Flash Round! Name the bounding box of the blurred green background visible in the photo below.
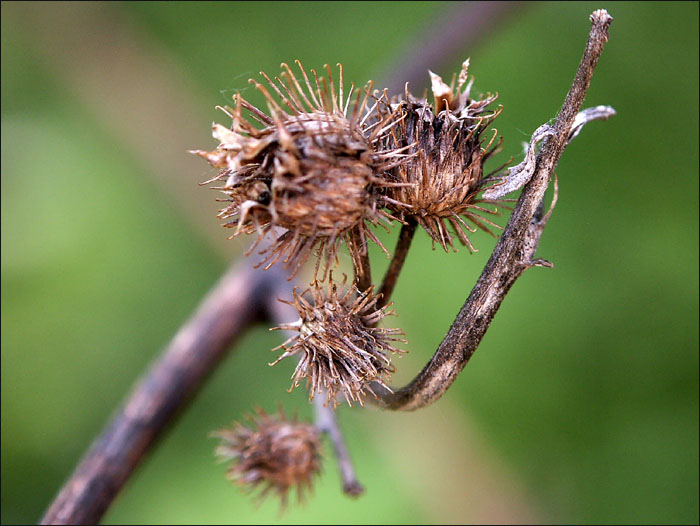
[2,1,698,524]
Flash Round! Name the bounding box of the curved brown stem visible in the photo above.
[371,9,614,411]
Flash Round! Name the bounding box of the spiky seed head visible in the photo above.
[270,276,406,407]
[381,59,506,252]
[192,61,409,280]
[212,407,322,506]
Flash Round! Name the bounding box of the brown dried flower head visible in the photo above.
[381,59,505,252]
[212,407,322,506]
[192,61,410,279]
[270,276,406,407]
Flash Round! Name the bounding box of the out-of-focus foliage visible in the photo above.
[2,2,697,524]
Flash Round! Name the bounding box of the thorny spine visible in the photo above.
[192,62,413,283]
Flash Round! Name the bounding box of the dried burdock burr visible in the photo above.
[270,276,406,408]
[192,61,411,280]
[381,59,506,252]
[212,407,322,506]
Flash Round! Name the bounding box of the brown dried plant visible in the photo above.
[380,60,507,252]
[212,408,322,507]
[270,276,406,408]
[192,61,412,281]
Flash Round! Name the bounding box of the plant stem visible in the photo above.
[38,8,610,523]
[377,218,417,309]
[352,228,373,292]
[313,398,365,497]
[376,2,527,95]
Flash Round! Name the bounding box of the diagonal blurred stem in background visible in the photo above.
[375,1,525,95]
[40,259,287,525]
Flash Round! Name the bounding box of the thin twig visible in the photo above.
[377,218,417,309]
[312,398,365,497]
[40,261,288,525]
[352,229,373,292]
[370,9,614,411]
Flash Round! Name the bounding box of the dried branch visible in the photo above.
[370,9,614,411]
[377,218,417,309]
[40,261,287,525]
[312,398,365,497]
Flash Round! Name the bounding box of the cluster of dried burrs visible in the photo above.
[193,59,614,504]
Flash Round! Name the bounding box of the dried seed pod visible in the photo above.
[192,61,409,280]
[270,276,406,407]
[381,59,506,252]
[212,407,322,506]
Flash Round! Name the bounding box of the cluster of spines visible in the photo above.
[199,60,508,504]
[270,276,406,408]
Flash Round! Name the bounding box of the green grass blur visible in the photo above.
[2,2,698,524]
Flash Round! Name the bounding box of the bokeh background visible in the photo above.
[2,2,698,524]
